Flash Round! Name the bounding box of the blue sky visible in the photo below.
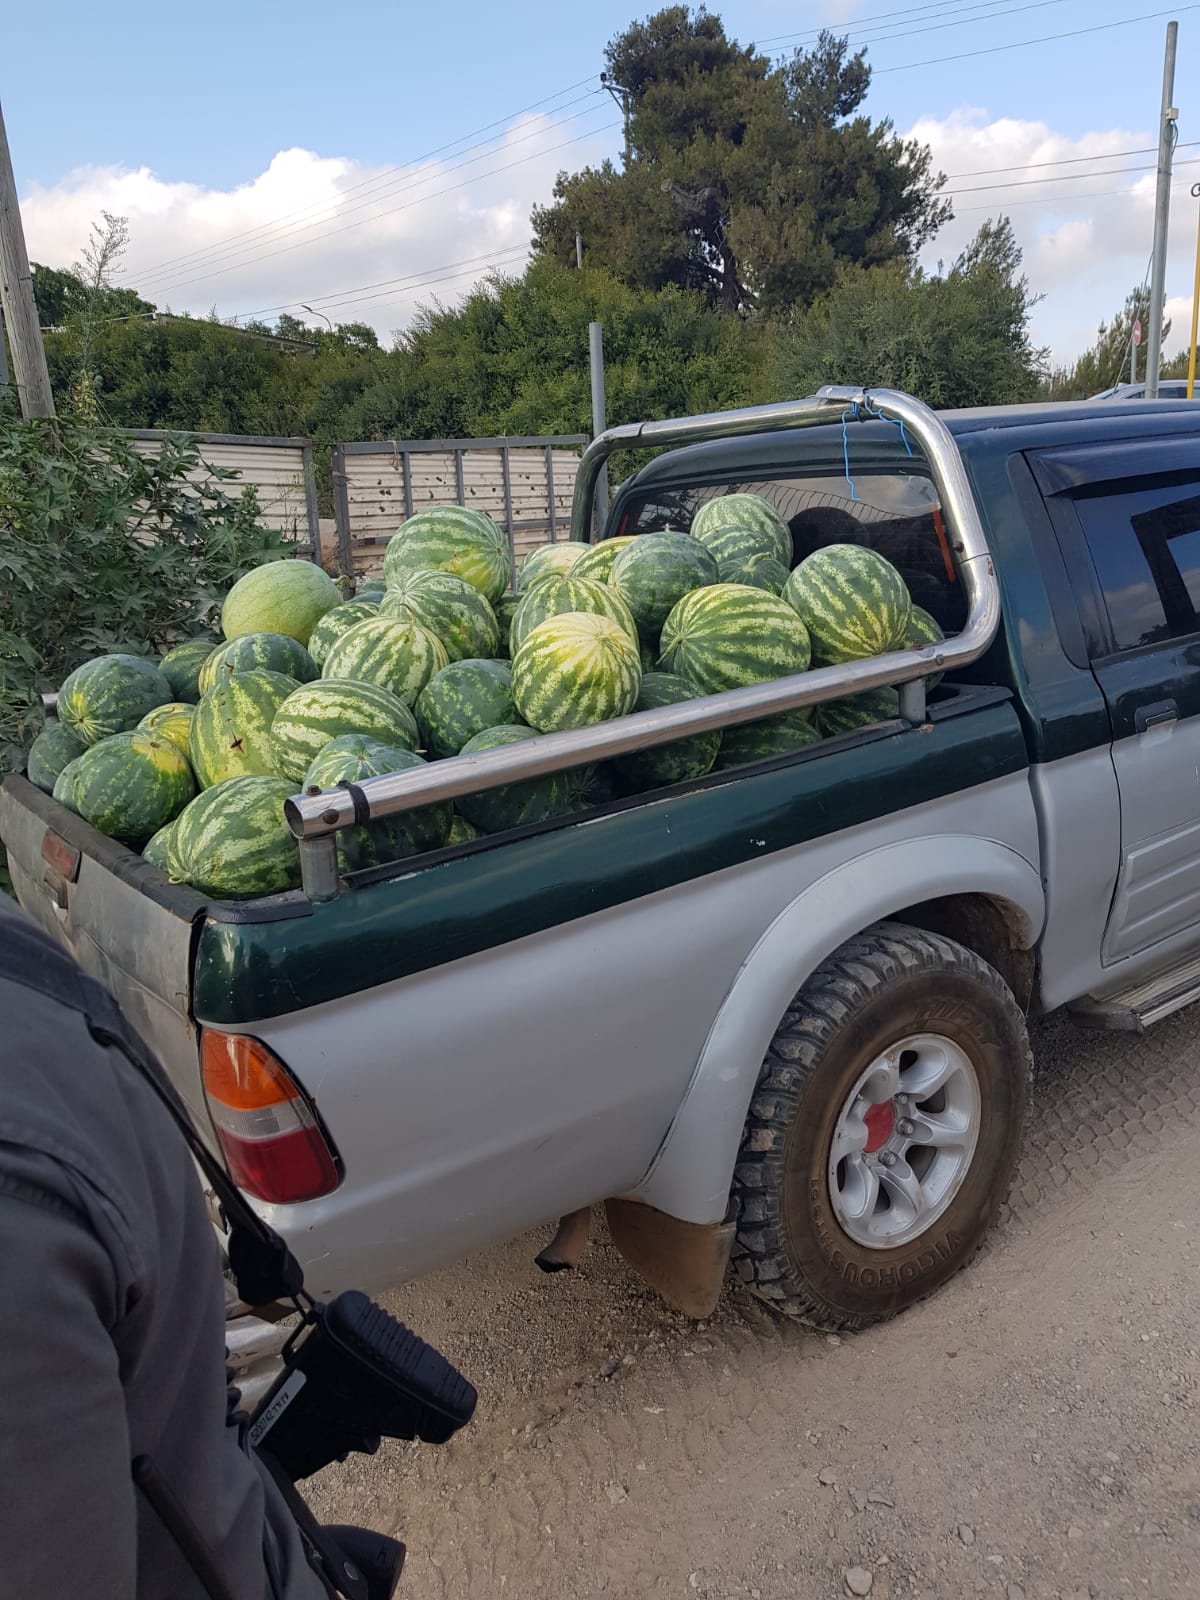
[6,0,1200,363]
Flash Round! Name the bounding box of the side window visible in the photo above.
[1071,475,1200,652]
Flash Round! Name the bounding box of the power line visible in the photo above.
[118,75,598,285]
[232,245,533,322]
[135,101,612,300]
[757,0,1031,45]
[875,4,1200,72]
[769,0,1076,60]
[952,168,1200,213]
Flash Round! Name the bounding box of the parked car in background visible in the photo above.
[1090,380,1192,400]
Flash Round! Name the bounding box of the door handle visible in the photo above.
[1135,698,1178,733]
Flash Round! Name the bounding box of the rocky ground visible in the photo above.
[307,1009,1200,1600]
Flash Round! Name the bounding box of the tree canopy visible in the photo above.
[532,6,949,315]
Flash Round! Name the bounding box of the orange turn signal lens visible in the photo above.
[201,1031,301,1111]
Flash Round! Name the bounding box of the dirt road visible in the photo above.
[308,1011,1200,1600]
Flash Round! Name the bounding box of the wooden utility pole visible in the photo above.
[0,98,55,418]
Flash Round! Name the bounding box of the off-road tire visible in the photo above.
[730,920,1031,1330]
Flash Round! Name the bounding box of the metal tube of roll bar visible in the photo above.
[287,390,1001,890]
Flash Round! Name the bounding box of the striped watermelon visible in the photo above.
[52,756,85,814]
[73,731,196,846]
[379,569,500,662]
[492,592,521,658]
[198,632,318,695]
[168,776,301,899]
[221,559,340,645]
[415,658,521,759]
[517,541,591,591]
[303,737,451,870]
[511,613,642,734]
[356,580,387,602]
[571,536,636,584]
[510,575,637,654]
[711,709,821,771]
[610,533,719,642]
[659,585,811,696]
[906,604,946,687]
[614,673,722,791]
[448,813,479,845]
[142,819,177,871]
[307,600,382,669]
[58,655,172,745]
[818,687,901,738]
[321,616,448,707]
[137,702,195,756]
[159,639,216,703]
[190,669,297,788]
[270,679,420,782]
[456,725,595,834]
[26,723,87,793]
[382,506,510,603]
[783,544,912,665]
[690,493,792,568]
[717,551,790,596]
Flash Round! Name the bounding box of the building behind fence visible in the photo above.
[332,435,586,581]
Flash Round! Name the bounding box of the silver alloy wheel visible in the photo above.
[827,1032,982,1250]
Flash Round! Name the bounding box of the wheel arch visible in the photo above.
[627,834,1044,1226]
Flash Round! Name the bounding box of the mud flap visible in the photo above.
[604,1197,736,1319]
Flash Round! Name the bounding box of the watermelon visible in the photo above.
[307,600,382,670]
[818,687,901,738]
[26,723,87,793]
[168,776,301,900]
[570,536,636,585]
[690,493,792,568]
[190,669,298,788]
[137,702,195,756]
[52,756,85,814]
[58,655,172,746]
[456,725,595,834]
[379,569,500,662]
[270,679,420,783]
[717,551,790,595]
[711,710,821,771]
[198,632,318,695]
[639,639,657,674]
[614,673,722,791]
[73,731,196,846]
[321,616,448,707]
[382,506,510,603]
[142,820,177,872]
[783,544,912,665]
[510,575,638,654]
[222,559,339,646]
[512,613,642,734]
[415,658,521,760]
[159,639,216,703]
[659,585,811,696]
[448,813,479,845]
[517,541,591,591]
[303,737,451,871]
[905,604,946,688]
[610,533,719,643]
[356,580,387,601]
[492,592,521,658]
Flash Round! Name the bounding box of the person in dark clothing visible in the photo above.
[0,891,337,1599]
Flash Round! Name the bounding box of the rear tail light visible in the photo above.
[201,1031,340,1204]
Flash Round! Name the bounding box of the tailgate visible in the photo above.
[0,773,213,1133]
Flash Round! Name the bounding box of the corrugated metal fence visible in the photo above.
[332,435,587,580]
[127,431,320,557]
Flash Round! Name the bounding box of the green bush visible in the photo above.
[0,418,286,774]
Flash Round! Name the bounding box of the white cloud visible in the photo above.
[905,107,1200,364]
[18,110,616,340]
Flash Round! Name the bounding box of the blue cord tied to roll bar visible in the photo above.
[839,394,915,503]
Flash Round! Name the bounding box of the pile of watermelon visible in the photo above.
[25,493,945,901]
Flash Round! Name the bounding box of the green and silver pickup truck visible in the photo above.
[5,387,1200,1345]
